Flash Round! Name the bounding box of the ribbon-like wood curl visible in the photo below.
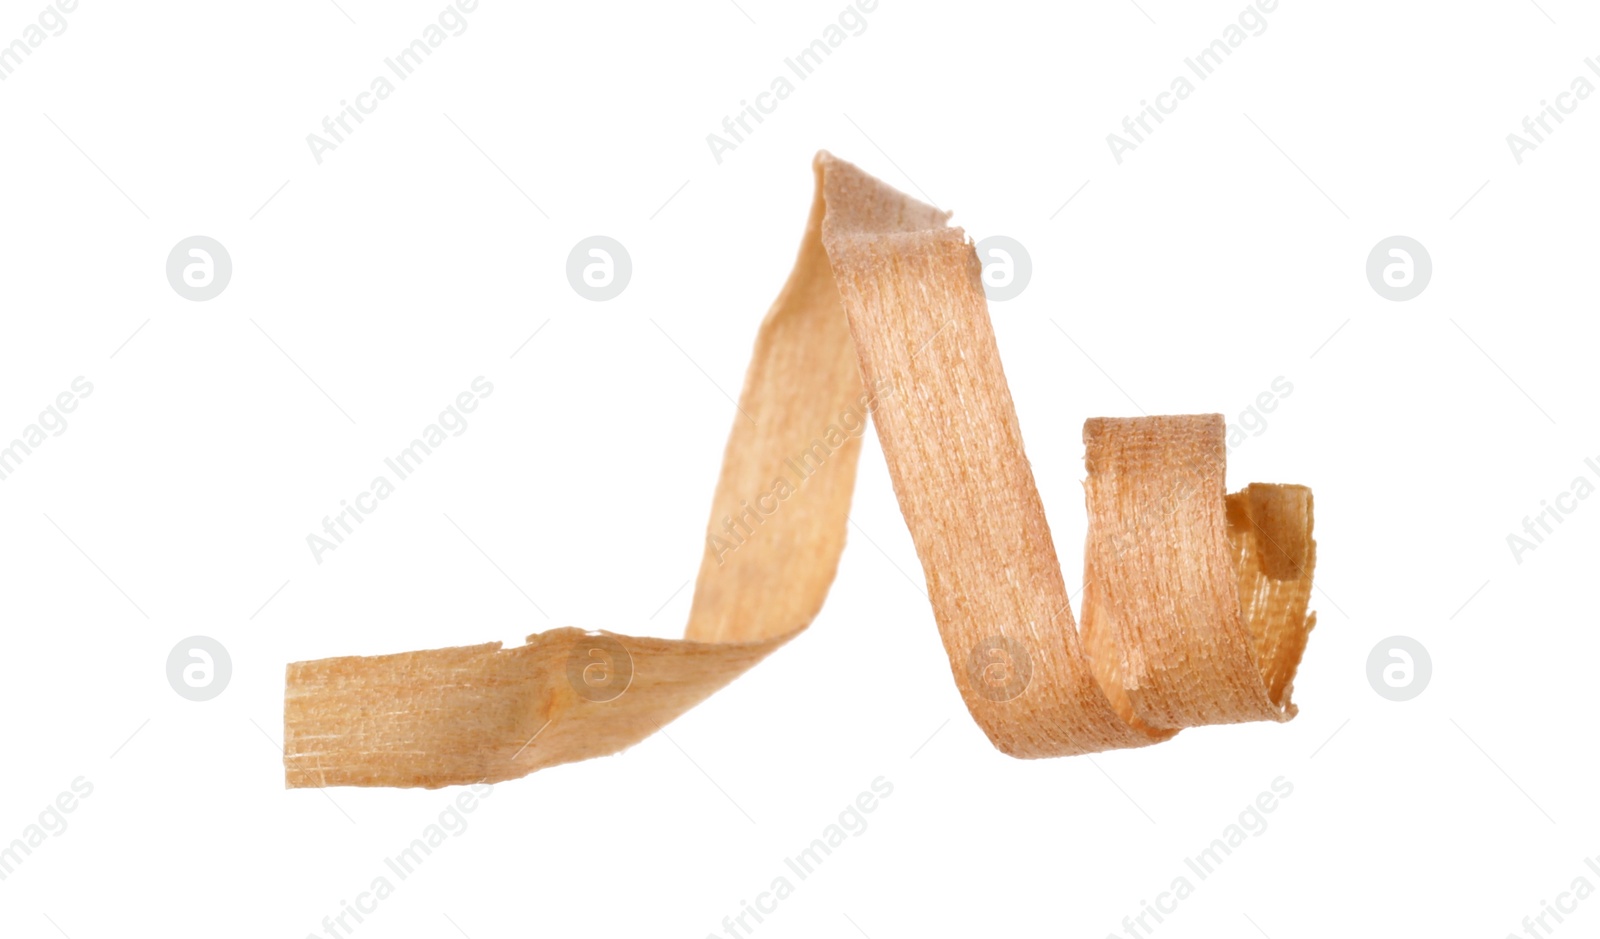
[284,154,1316,789]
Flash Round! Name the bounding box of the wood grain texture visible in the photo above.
[283,153,1317,789]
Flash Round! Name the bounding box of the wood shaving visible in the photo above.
[284,153,1316,789]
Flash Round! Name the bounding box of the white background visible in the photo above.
[2,0,1597,936]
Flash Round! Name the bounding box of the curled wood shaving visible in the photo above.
[284,153,1316,789]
